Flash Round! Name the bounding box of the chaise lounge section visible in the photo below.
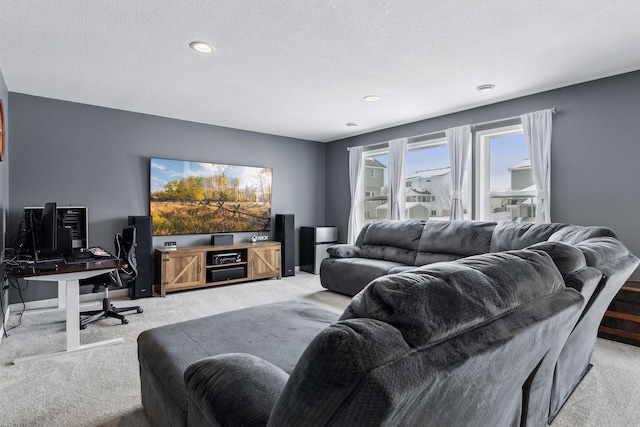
[138,246,586,426]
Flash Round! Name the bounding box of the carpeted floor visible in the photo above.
[0,272,638,426]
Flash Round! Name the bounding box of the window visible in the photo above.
[475,124,535,222]
[363,139,467,223]
[360,121,535,224]
[363,151,389,224]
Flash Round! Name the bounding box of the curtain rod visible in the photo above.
[347,107,557,151]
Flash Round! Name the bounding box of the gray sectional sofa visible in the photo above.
[138,245,587,426]
[320,219,639,420]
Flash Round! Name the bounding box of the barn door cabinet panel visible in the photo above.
[154,242,281,297]
[249,244,282,280]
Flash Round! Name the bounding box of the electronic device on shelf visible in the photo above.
[208,252,243,265]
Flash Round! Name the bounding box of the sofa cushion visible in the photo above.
[359,219,425,264]
[526,242,587,275]
[326,244,361,258]
[185,353,289,427]
[527,241,602,304]
[341,249,565,348]
[414,252,466,266]
[354,223,371,247]
[416,220,496,257]
[320,257,407,297]
[574,237,631,268]
[137,301,338,427]
[548,225,618,245]
[490,222,569,252]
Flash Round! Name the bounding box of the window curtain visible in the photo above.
[445,125,471,220]
[347,146,365,244]
[521,109,553,223]
[388,138,408,220]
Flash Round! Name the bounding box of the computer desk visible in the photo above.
[7,258,127,364]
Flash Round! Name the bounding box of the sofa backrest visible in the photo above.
[270,249,584,427]
[415,220,496,266]
[490,221,570,252]
[527,241,603,309]
[343,249,567,346]
[548,225,618,245]
[358,219,425,265]
[354,223,371,247]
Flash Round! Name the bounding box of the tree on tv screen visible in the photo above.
[150,158,272,236]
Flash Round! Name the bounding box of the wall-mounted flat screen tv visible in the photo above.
[150,158,273,236]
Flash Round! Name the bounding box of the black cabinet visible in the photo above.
[300,226,337,274]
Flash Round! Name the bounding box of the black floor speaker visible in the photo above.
[275,214,295,277]
[128,215,153,299]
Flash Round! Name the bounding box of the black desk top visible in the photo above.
[5,259,127,280]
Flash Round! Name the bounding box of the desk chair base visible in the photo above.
[80,288,143,330]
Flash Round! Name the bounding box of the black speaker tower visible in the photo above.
[128,215,153,299]
[275,214,295,277]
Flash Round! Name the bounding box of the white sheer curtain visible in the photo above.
[388,138,407,220]
[347,146,365,244]
[445,125,471,220]
[521,109,553,223]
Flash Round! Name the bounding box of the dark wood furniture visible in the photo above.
[154,242,281,297]
[599,280,640,346]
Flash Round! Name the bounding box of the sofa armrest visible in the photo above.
[184,353,289,427]
[327,244,361,258]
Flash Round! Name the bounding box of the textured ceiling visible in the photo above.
[1,1,639,142]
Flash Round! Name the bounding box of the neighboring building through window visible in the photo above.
[363,154,389,223]
[360,122,534,225]
[475,124,535,222]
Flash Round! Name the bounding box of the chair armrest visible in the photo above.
[326,244,361,258]
[184,353,289,427]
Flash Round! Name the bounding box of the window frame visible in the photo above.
[359,122,536,224]
[473,124,535,221]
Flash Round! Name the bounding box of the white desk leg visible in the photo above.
[13,277,122,364]
[58,281,67,309]
[66,279,80,351]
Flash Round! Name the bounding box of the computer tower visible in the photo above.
[275,214,295,277]
[128,215,153,299]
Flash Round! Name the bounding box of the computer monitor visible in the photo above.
[24,202,72,262]
[24,205,88,259]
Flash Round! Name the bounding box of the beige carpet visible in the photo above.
[0,272,638,426]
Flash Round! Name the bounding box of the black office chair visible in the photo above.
[80,225,143,329]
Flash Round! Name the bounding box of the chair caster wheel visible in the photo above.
[122,319,129,325]
[137,308,143,313]
[80,324,87,330]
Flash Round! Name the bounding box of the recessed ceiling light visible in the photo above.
[190,41,214,53]
[346,122,359,127]
[363,95,380,102]
[476,84,495,92]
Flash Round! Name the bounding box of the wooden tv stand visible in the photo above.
[154,242,281,297]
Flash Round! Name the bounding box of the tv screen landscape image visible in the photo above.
[150,158,273,236]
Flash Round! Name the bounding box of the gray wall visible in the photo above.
[326,70,640,278]
[8,94,326,302]
[0,67,8,316]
